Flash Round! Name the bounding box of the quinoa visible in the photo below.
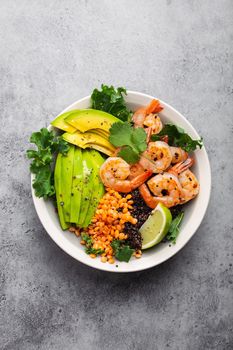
[123,190,184,249]
[123,189,151,250]
[83,188,137,263]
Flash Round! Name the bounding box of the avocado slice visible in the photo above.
[87,144,113,156]
[62,130,115,155]
[62,130,114,149]
[54,153,69,230]
[70,147,83,223]
[83,183,104,228]
[91,129,110,139]
[83,151,105,227]
[51,111,77,133]
[60,145,75,222]
[65,109,121,133]
[77,150,95,227]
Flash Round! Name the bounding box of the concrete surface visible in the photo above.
[0,0,233,349]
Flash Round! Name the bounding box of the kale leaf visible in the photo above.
[91,84,132,122]
[27,128,69,198]
[151,124,203,152]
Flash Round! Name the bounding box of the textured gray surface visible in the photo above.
[0,0,233,349]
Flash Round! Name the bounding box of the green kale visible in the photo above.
[111,240,134,262]
[27,128,69,198]
[91,84,132,122]
[166,212,184,244]
[30,165,55,198]
[109,122,147,164]
[151,124,203,152]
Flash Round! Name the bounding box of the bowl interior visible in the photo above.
[32,91,211,272]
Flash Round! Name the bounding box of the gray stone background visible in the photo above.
[0,0,232,349]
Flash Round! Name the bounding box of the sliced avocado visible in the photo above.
[60,145,75,222]
[51,111,77,133]
[83,183,104,227]
[62,130,115,154]
[87,144,113,156]
[78,150,95,227]
[91,129,109,139]
[89,149,106,169]
[54,153,69,230]
[65,109,121,133]
[83,151,105,227]
[70,147,83,223]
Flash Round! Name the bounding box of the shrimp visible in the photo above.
[152,134,188,163]
[132,99,163,140]
[132,107,147,128]
[139,173,183,208]
[128,163,145,180]
[170,147,188,164]
[99,157,152,193]
[168,158,199,203]
[143,113,163,135]
[139,141,172,173]
[146,99,164,114]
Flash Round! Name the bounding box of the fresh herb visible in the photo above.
[81,233,93,247]
[151,124,203,152]
[166,212,184,244]
[91,84,132,122]
[109,122,147,164]
[81,233,104,255]
[111,240,134,262]
[27,128,69,198]
[85,247,104,255]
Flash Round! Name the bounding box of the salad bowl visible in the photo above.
[31,91,211,272]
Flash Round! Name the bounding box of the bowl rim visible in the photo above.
[31,91,211,273]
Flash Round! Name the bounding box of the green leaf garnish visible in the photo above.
[109,122,147,164]
[27,128,70,198]
[166,212,184,244]
[81,233,104,255]
[85,247,104,255]
[91,84,132,122]
[111,240,134,262]
[151,124,203,152]
[81,233,93,247]
[118,146,140,164]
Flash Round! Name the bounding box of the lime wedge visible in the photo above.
[140,203,172,250]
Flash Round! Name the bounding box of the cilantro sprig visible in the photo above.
[81,233,93,247]
[166,212,184,244]
[109,122,147,164]
[111,240,134,262]
[91,84,132,122]
[81,233,104,255]
[151,124,203,152]
[27,128,69,198]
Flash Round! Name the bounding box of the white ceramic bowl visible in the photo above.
[32,91,211,272]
